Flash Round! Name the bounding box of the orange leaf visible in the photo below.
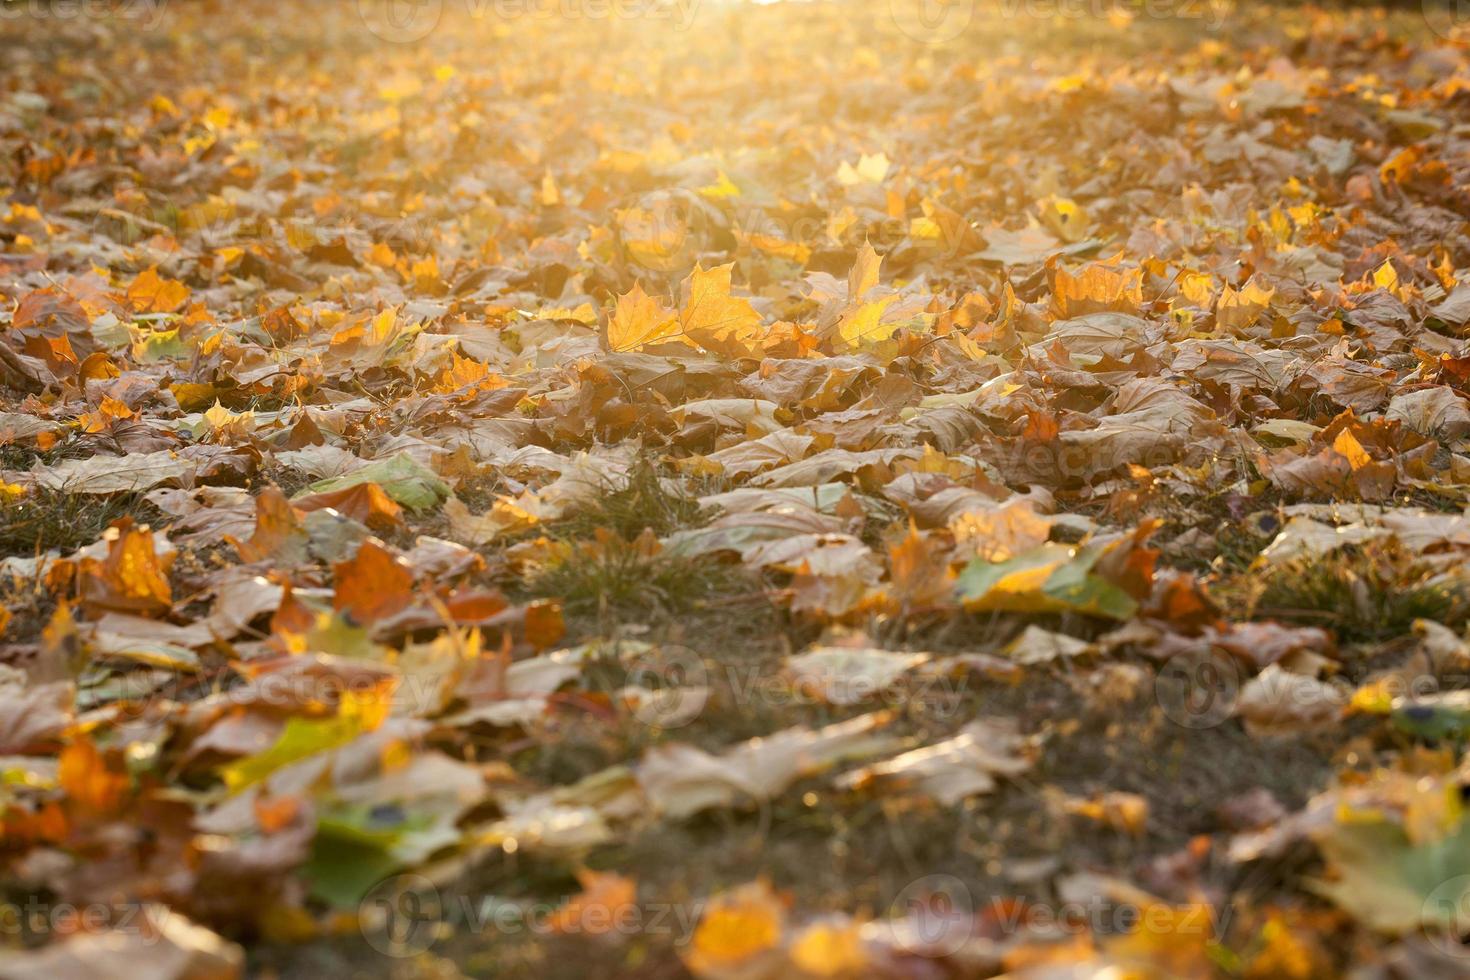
[548,870,638,935]
[523,599,565,651]
[125,266,191,313]
[887,522,954,611]
[1049,262,1142,319]
[254,794,302,833]
[294,482,405,533]
[58,736,129,814]
[78,519,172,617]
[332,540,414,624]
[684,879,787,978]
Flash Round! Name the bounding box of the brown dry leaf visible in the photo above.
[231,488,308,564]
[1005,625,1094,665]
[32,451,195,494]
[0,907,243,980]
[835,719,1033,805]
[784,646,929,705]
[0,679,72,754]
[638,713,897,819]
[1235,665,1348,736]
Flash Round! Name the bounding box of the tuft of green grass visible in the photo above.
[552,461,709,540]
[525,530,753,618]
[0,488,161,558]
[1242,542,1470,643]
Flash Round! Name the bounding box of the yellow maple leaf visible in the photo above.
[618,203,688,271]
[1050,262,1142,319]
[1372,258,1408,300]
[1216,278,1275,332]
[837,294,898,348]
[848,240,882,300]
[679,263,761,352]
[698,170,741,199]
[540,171,561,206]
[1103,903,1216,977]
[835,152,890,186]
[607,282,680,352]
[1332,428,1373,470]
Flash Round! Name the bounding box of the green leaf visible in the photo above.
[1038,545,1139,620]
[1391,691,1470,740]
[954,543,1137,620]
[218,713,362,793]
[306,825,403,908]
[1312,810,1470,934]
[301,452,449,512]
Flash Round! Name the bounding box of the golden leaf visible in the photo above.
[1049,262,1143,319]
[607,281,680,352]
[836,294,898,348]
[124,266,190,313]
[789,919,870,976]
[847,240,882,300]
[684,879,786,978]
[79,519,173,617]
[679,263,761,353]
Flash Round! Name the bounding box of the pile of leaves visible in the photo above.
[4,0,1470,976]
